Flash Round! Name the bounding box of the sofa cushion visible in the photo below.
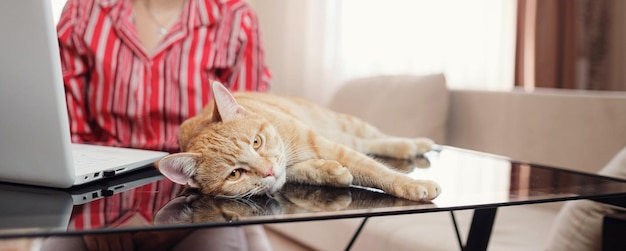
[545,145,626,251]
[327,74,448,143]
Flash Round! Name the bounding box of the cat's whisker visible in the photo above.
[216,194,239,199]
[285,143,315,154]
[238,198,268,216]
[242,186,264,199]
[215,183,269,200]
[284,144,316,164]
[236,197,265,212]
[276,155,288,170]
[224,187,258,199]
[282,136,304,153]
[282,134,297,147]
[243,191,256,198]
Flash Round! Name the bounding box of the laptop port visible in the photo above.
[102,170,115,177]
[94,172,100,178]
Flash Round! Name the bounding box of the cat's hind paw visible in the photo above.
[414,137,435,155]
[390,179,441,201]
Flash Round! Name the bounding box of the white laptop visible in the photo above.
[0,0,169,188]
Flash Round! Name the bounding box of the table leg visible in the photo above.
[463,208,497,251]
[344,217,369,251]
[450,211,464,250]
[603,212,626,251]
[591,197,626,251]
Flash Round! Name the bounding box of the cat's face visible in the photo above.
[186,112,288,197]
[157,82,288,198]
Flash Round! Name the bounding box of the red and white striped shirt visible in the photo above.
[57,0,271,152]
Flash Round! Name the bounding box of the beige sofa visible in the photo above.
[266,74,626,251]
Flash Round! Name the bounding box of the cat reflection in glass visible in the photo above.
[156,82,440,201]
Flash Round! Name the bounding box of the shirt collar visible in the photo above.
[99,0,221,27]
[98,0,120,8]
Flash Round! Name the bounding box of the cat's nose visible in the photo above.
[264,167,274,177]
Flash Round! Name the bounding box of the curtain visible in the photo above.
[515,0,577,90]
[515,0,626,91]
[250,0,517,105]
[247,0,341,105]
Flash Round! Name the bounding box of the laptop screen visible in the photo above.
[0,0,77,187]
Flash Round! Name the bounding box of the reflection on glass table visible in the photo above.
[154,147,626,225]
[1,146,626,251]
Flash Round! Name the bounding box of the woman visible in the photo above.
[52,0,273,250]
[57,0,271,153]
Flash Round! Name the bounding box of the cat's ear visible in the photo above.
[156,153,201,187]
[211,81,245,122]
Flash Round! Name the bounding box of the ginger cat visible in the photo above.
[156,82,440,201]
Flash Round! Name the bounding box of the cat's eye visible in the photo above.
[227,169,244,181]
[252,135,262,150]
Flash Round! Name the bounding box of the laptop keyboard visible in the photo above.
[69,144,167,180]
[72,151,128,170]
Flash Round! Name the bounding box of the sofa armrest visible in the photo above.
[448,88,626,174]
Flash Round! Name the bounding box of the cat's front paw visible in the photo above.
[317,159,353,187]
[390,179,441,201]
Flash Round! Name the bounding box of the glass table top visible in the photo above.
[1,146,626,238]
